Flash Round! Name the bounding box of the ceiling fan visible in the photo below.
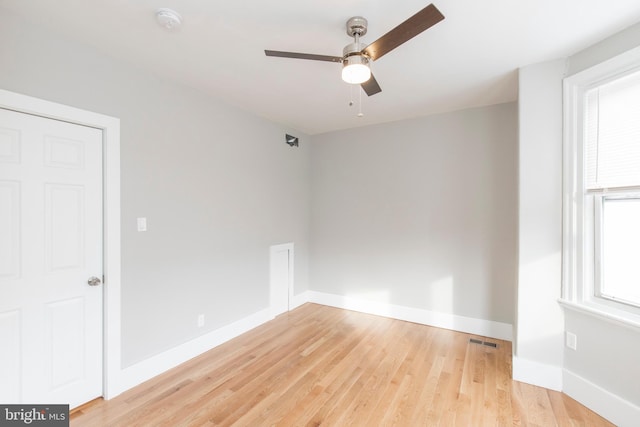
[264,3,445,96]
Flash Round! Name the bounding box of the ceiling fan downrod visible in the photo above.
[343,16,369,60]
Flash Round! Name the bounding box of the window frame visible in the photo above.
[562,46,640,327]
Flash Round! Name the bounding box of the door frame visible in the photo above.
[269,242,294,317]
[0,89,122,400]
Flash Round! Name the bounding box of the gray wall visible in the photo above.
[309,104,518,324]
[565,311,640,405]
[0,10,310,367]
[567,21,640,76]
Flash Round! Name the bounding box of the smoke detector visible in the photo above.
[156,8,182,30]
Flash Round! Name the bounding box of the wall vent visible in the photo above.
[285,134,299,147]
[469,338,498,348]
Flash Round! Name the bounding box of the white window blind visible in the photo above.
[585,69,640,191]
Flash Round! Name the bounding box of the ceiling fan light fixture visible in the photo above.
[341,55,371,84]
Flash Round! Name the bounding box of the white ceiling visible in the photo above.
[3,0,640,135]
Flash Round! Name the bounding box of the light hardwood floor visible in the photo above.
[71,303,613,426]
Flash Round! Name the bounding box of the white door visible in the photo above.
[270,243,293,317]
[0,108,103,408]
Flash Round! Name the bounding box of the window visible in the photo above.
[563,47,640,324]
[598,196,640,306]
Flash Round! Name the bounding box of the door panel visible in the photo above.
[270,243,293,317]
[0,108,103,408]
[46,184,85,271]
[0,309,21,402]
[0,127,21,163]
[48,297,85,389]
[0,181,20,278]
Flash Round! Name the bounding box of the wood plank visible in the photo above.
[70,304,615,426]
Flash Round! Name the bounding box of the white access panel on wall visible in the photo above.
[0,107,103,408]
[270,243,294,318]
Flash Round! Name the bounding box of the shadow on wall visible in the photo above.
[344,275,454,317]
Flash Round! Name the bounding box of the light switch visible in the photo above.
[137,217,147,232]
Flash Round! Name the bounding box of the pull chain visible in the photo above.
[349,84,354,107]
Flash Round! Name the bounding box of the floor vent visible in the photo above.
[469,338,498,348]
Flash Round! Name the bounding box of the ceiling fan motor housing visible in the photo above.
[346,16,368,37]
[343,41,367,59]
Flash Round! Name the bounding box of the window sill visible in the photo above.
[558,299,640,332]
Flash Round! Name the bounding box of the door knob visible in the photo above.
[87,276,102,286]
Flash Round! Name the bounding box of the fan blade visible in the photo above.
[363,4,444,61]
[361,73,382,96]
[265,50,342,63]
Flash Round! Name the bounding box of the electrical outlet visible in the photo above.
[566,331,577,350]
[137,217,147,232]
[197,314,205,328]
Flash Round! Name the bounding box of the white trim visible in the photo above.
[101,287,513,397]
[564,369,640,427]
[91,290,514,396]
[567,44,640,86]
[0,89,122,400]
[558,298,640,332]
[287,244,294,309]
[307,291,513,341]
[269,242,294,317]
[290,291,310,310]
[562,68,585,303]
[117,308,272,394]
[512,356,563,391]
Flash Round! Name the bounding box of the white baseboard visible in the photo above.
[105,291,637,427]
[512,356,563,391]
[306,291,513,341]
[563,369,640,427]
[110,290,514,399]
[113,308,272,396]
[290,291,310,310]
